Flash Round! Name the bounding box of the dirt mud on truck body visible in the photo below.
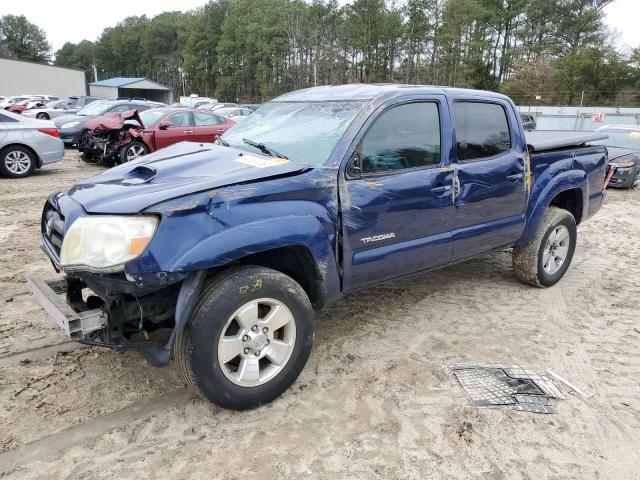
[28,84,608,410]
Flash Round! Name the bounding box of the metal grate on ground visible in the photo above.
[445,363,564,414]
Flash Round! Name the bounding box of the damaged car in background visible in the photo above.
[78,107,236,165]
[593,124,640,189]
[29,85,608,410]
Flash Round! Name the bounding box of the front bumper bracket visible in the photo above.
[27,277,107,340]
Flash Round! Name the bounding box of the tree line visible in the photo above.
[2,1,640,106]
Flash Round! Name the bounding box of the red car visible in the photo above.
[78,107,236,164]
[5,98,47,114]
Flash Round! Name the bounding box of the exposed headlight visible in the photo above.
[61,121,80,129]
[60,216,158,272]
[610,153,639,169]
[611,160,635,168]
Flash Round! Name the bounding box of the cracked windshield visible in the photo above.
[221,101,365,165]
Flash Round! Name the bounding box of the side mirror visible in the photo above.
[348,152,363,178]
[157,120,172,130]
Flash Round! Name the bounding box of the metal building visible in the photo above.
[0,58,86,97]
[88,77,173,104]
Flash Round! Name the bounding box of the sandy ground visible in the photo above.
[0,150,639,479]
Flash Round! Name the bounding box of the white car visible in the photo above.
[0,109,64,178]
[215,106,254,123]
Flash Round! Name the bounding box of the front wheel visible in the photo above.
[119,140,149,163]
[513,206,577,287]
[36,113,50,120]
[174,266,315,410]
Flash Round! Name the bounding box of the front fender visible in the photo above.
[516,169,587,246]
[170,215,341,303]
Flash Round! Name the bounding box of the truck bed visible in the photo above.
[525,130,608,152]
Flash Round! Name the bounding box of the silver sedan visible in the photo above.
[0,109,64,178]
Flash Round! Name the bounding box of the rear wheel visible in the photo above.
[513,206,577,287]
[119,140,148,163]
[0,146,36,178]
[36,113,50,120]
[174,266,315,410]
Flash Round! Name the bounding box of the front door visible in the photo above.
[448,99,528,261]
[341,99,456,291]
[154,111,195,149]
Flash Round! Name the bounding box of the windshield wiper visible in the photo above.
[242,138,288,159]
[217,137,229,146]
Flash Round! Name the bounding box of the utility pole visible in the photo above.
[92,64,98,82]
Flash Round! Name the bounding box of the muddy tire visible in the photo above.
[174,266,315,410]
[513,206,577,287]
[0,145,36,178]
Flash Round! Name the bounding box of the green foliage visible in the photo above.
[47,0,637,105]
[55,41,97,81]
[0,14,51,62]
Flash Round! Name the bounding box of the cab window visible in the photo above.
[453,102,511,161]
[358,102,441,175]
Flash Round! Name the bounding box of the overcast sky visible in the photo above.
[2,0,639,53]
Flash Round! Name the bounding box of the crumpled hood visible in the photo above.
[67,142,310,213]
[84,109,143,131]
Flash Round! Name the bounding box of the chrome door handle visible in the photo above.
[184,130,194,134]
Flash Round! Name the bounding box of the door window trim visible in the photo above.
[346,99,444,180]
[451,99,514,164]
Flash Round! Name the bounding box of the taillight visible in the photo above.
[38,128,60,138]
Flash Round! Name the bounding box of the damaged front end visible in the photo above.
[29,194,206,366]
[77,109,145,165]
[28,270,203,367]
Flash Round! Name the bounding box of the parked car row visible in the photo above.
[23,97,101,120]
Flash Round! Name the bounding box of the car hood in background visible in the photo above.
[606,147,640,163]
[54,114,90,127]
[84,109,143,131]
[67,142,310,214]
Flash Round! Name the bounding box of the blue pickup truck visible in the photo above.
[29,85,607,409]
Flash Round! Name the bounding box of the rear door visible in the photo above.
[154,111,195,149]
[341,97,456,291]
[448,98,528,261]
[193,112,227,142]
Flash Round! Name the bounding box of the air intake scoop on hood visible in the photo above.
[122,165,158,185]
[67,142,309,213]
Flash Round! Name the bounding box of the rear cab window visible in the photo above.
[453,102,512,161]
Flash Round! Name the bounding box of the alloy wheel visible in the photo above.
[542,225,570,275]
[126,144,146,161]
[217,298,296,387]
[4,150,31,175]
